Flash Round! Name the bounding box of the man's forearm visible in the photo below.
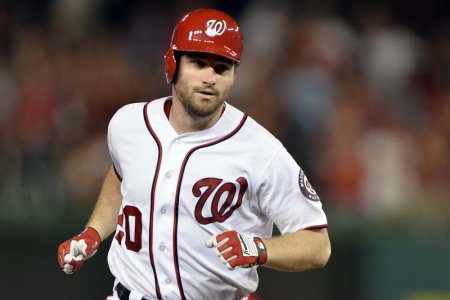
[86,166,122,241]
[263,228,331,272]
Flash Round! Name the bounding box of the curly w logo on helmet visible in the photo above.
[206,19,227,37]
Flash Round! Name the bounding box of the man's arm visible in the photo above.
[57,165,122,273]
[263,228,331,271]
[86,165,123,241]
[206,228,331,272]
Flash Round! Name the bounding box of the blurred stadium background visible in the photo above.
[0,0,448,299]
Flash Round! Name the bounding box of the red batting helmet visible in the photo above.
[164,9,243,83]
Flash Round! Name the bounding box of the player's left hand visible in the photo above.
[57,227,101,274]
[206,230,267,270]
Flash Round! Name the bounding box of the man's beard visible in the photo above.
[175,84,230,117]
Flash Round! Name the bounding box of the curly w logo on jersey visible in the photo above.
[193,177,248,224]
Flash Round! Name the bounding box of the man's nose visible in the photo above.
[202,66,217,85]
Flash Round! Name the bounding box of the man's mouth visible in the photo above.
[197,89,218,99]
[199,90,216,96]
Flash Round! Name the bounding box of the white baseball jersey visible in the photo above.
[106,97,327,300]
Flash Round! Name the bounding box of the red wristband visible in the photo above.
[254,237,268,265]
[83,227,102,243]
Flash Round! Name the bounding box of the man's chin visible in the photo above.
[186,101,222,117]
[186,107,216,118]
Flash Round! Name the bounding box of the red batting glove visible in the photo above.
[57,227,101,274]
[206,230,267,270]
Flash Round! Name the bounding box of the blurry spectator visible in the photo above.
[51,0,102,37]
[275,16,359,179]
[316,83,373,212]
[357,111,421,217]
[232,0,291,135]
[355,2,424,115]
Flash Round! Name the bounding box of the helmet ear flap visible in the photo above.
[164,48,176,84]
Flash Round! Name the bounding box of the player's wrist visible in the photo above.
[254,237,268,265]
[84,226,102,243]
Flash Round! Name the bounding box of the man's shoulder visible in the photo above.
[225,102,283,148]
[242,116,283,148]
[112,97,167,119]
[115,102,146,116]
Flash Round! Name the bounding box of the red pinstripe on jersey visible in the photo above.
[143,102,163,300]
[171,113,247,300]
[305,224,328,230]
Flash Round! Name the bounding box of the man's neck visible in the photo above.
[167,99,223,135]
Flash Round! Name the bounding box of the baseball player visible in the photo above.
[58,8,330,300]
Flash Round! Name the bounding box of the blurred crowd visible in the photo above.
[0,0,448,232]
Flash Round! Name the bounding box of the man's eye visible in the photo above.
[193,60,206,67]
[214,64,231,74]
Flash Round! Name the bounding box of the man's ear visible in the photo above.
[231,63,239,83]
[171,51,185,84]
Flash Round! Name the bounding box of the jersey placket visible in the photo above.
[152,136,189,299]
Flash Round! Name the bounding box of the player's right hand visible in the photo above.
[206,230,268,270]
[57,227,101,274]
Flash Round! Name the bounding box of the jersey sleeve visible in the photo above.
[256,147,328,235]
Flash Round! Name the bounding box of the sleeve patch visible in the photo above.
[299,169,320,201]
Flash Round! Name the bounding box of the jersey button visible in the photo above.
[165,279,171,284]
[160,208,166,214]
[165,172,171,179]
[159,245,165,251]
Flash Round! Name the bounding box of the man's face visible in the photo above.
[173,52,236,117]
